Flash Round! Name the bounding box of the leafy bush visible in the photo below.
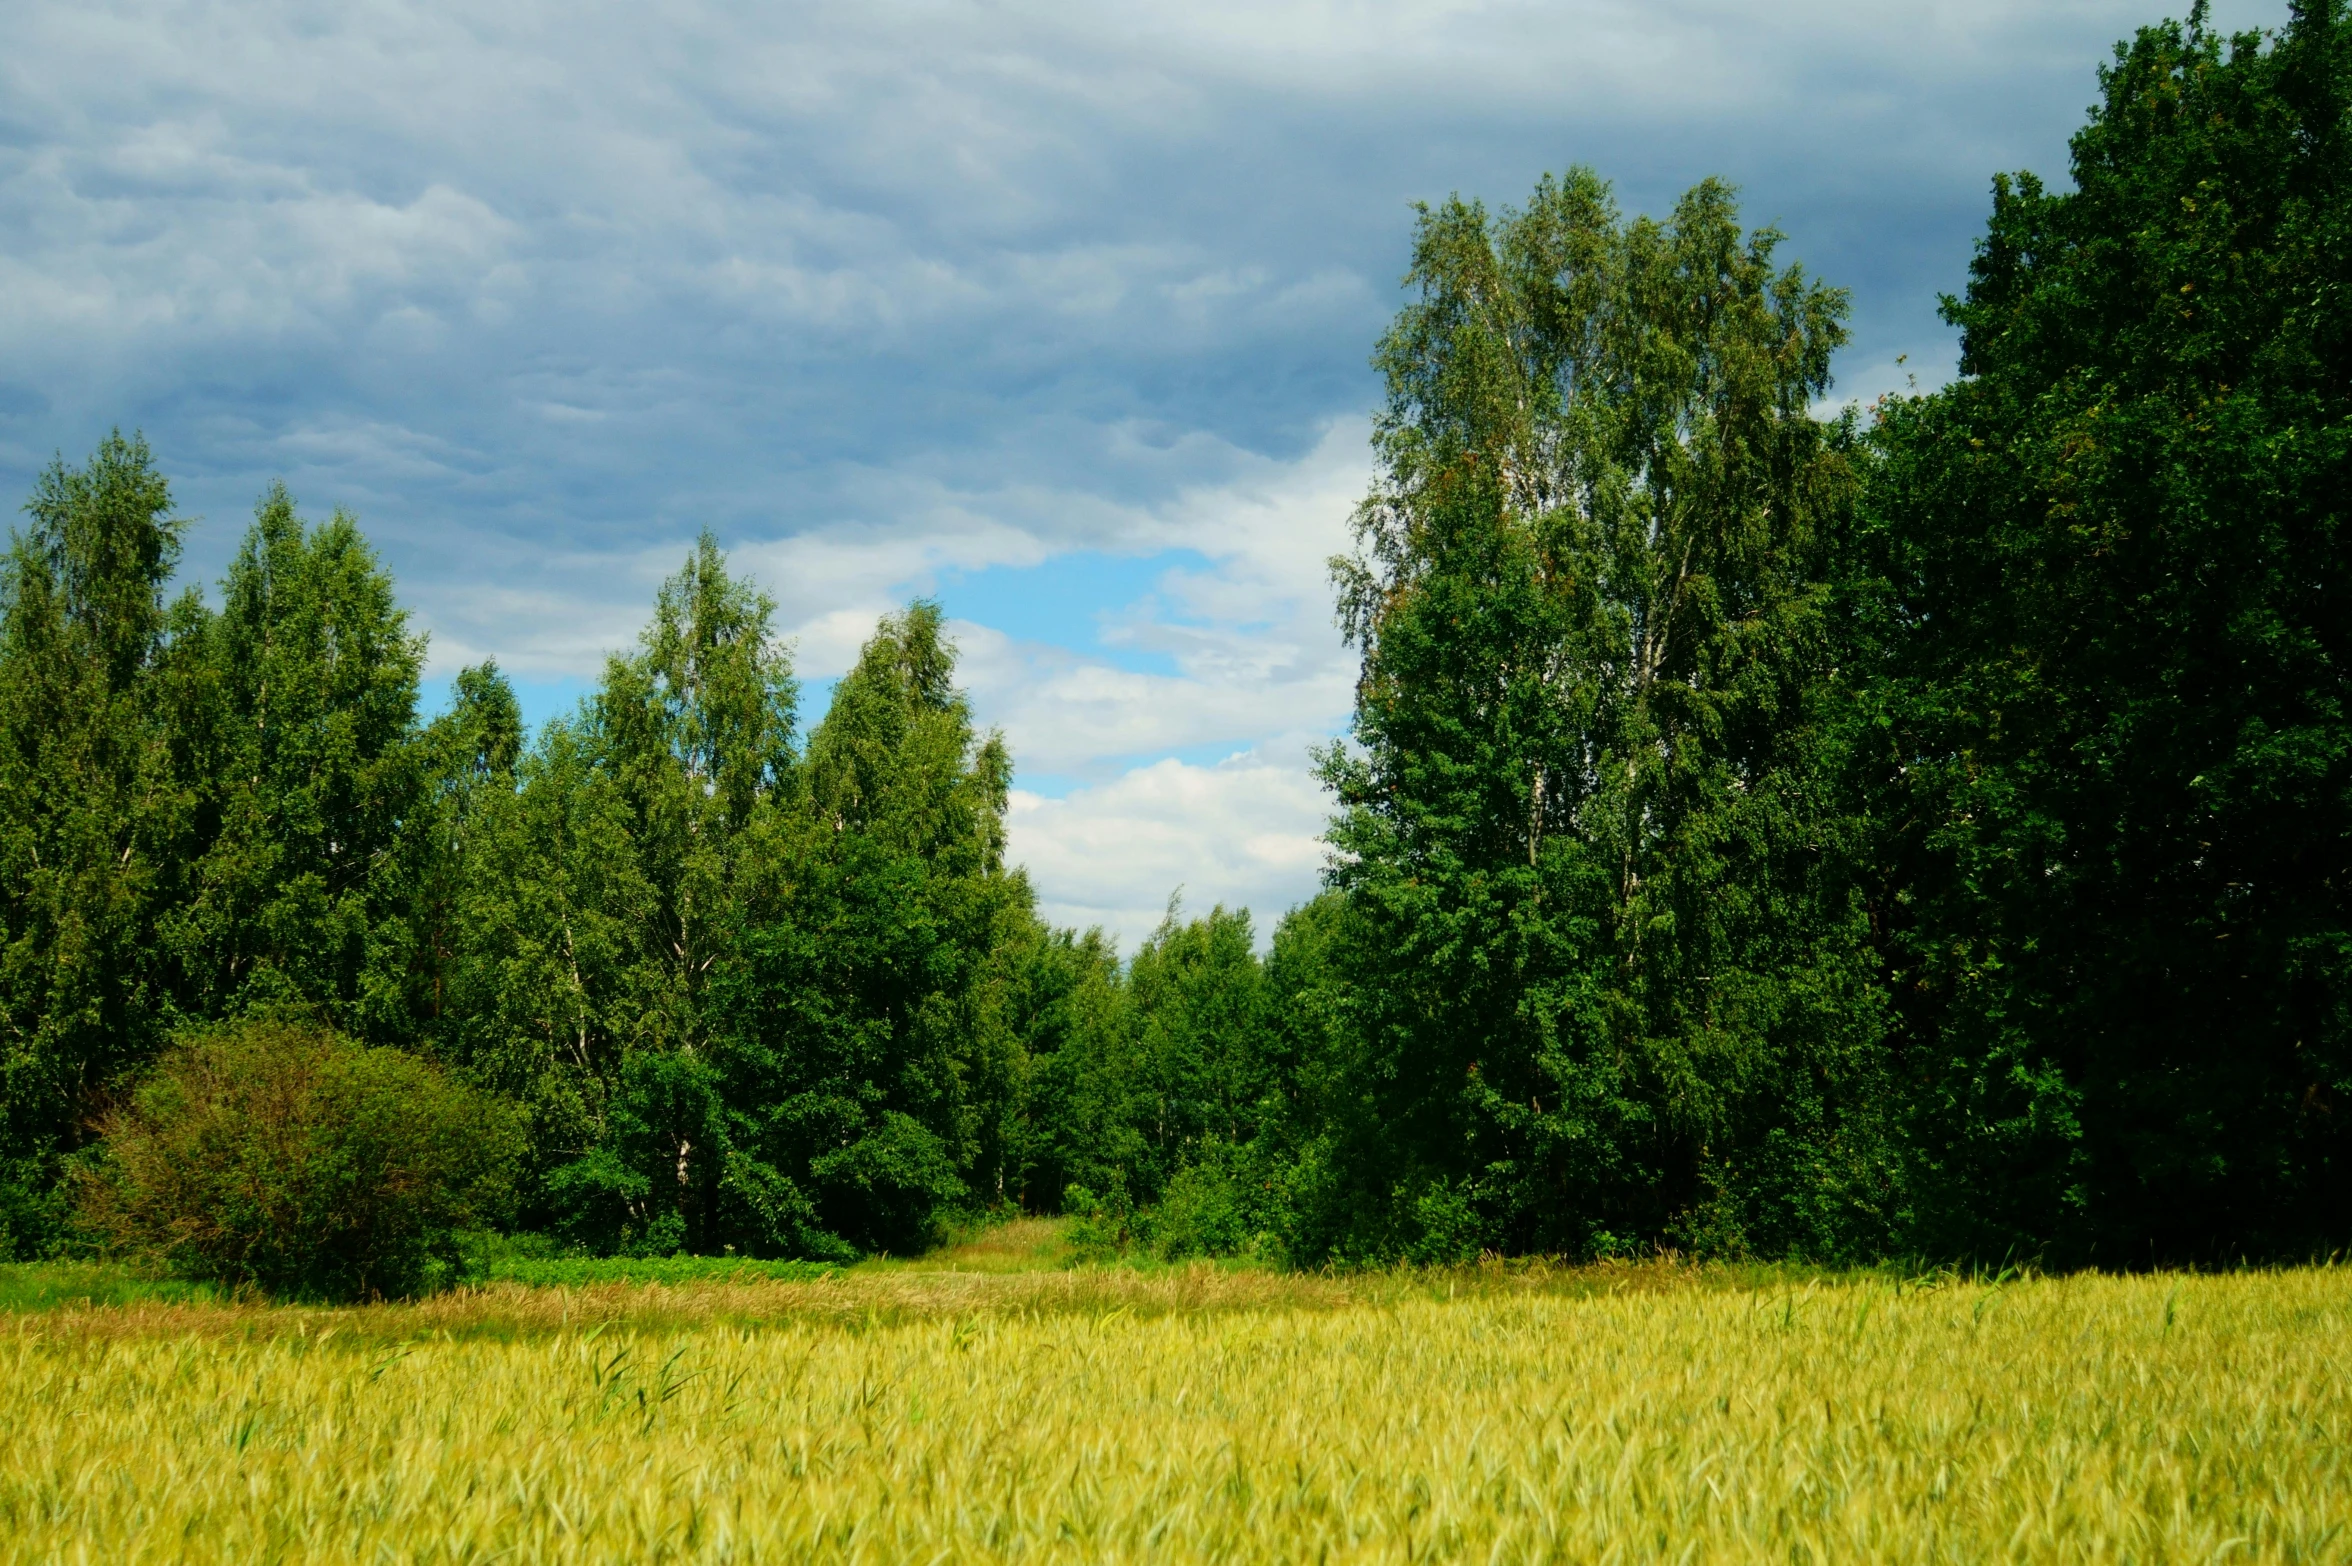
[74,1022,523,1300]
[1144,1162,1256,1261]
[0,1164,67,1262]
[1060,1181,1135,1262]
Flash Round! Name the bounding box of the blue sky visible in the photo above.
[0,0,2282,948]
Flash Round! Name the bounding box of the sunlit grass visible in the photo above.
[0,1258,227,1312]
[845,1212,1078,1274]
[484,1254,838,1289]
[1,1248,2345,1562]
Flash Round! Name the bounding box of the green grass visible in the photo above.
[0,1259,227,1311]
[480,1253,838,1288]
[850,1212,1092,1273]
[0,1249,837,1307]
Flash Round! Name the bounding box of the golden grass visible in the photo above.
[2,1262,2346,1562]
[853,1214,1079,1274]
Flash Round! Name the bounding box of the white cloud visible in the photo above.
[947,418,1366,774]
[405,414,1368,739]
[1008,746,1336,955]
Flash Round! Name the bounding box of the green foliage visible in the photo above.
[1025,903,1299,1259]
[168,488,427,1033]
[422,570,1036,1264]
[1310,169,1890,1261]
[1143,1158,1259,1261]
[74,1021,522,1300]
[1865,0,2352,1262]
[1044,904,1270,1205]
[593,531,798,1057]
[0,434,187,1235]
[3,2,2344,1275]
[1126,906,1273,1186]
[1057,1181,1136,1262]
[432,712,654,1203]
[1017,928,1140,1208]
[711,602,1030,1257]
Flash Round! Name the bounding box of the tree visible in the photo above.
[405,660,525,1043]
[450,535,797,1254]
[0,434,186,1251]
[432,712,659,1238]
[163,486,427,1035]
[1315,170,1884,1259]
[1117,904,1272,1197]
[712,602,1034,1255]
[585,531,798,1062]
[1869,0,2352,1261]
[1002,924,1130,1210]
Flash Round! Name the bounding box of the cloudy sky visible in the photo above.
[0,0,2278,948]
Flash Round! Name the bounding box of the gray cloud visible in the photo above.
[8,2,2281,538]
[0,0,2288,933]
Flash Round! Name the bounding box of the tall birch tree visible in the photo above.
[1314,172,1888,1259]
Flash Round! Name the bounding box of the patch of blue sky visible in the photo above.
[507,676,597,737]
[930,550,1219,678]
[413,673,595,738]
[795,676,841,747]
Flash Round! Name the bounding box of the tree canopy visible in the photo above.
[1867,0,2352,1262]
[1,0,2344,1273]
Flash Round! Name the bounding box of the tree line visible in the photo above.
[3,2,2345,1272]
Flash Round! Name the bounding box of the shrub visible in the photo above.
[0,1163,67,1262]
[1060,1181,1134,1262]
[74,1022,523,1300]
[1145,1162,1254,1261]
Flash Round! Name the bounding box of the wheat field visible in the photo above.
[1,1259,2346,1563]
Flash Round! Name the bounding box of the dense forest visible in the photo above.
[2,3,2344,1274]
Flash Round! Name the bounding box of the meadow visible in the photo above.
[0,1229,2346,1563]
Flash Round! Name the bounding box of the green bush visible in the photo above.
[74,1022,523,1300]
[1145,1162,1255,1261]
[0,1164,67,1262]
[1060,1181,1134,1263]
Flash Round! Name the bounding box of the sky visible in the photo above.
[0,0,2283,950]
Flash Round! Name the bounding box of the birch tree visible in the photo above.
[1314,171,1887,1259]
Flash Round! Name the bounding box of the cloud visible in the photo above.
[1008,746,1336,955]
[938,417,1366,776]
[2,0,2296,944]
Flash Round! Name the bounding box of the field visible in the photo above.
[1,1229,2347,1563]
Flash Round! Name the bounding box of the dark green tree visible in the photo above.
[1024,904,1278,1244]
[0,434,187,1251]
[593,530,800,1057]
[1002,923,1130,1209]
[1126,905,1272,1165]
[432,712,660,1239]
[1869,0,2352,1261]
[711,602,1034,1255]
[405,660,524,1039]
[450,535,796,1254]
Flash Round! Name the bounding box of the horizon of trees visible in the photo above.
[1,0,2343,1270]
